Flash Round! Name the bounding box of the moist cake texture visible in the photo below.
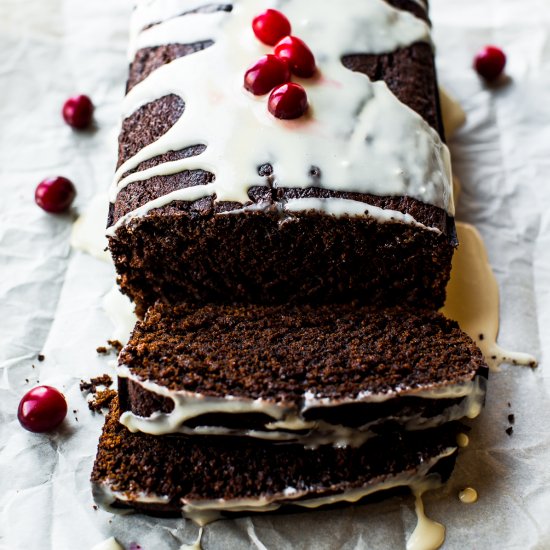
[92,398,460,517]
[117,302,488,439]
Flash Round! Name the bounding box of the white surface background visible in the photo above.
[0,0,549,548]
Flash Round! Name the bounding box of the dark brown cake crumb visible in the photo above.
[37,354,45,362]
[120,302,488,402]
[506,427,514,436]
[508,414,515,424]
[108,340,123,352]
[91,398,460,515]
[80,375,113,394]
[97,341,123,355]
[88,389,117,413]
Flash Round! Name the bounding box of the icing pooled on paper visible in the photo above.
[456,432,470,448]
[407,488,446,550]
[442,223,537,371]
[70,193,111,262]
[107,0,453,236]
[458,487,478,504]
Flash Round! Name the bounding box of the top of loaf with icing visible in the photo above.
[108,0,453,236]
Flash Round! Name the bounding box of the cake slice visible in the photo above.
[117,303,488,443]
[108,0,455,317]
[92,397,461,518]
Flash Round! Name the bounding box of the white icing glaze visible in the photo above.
[120,401,462,448]
[93,481,171,517]
[71,193,111,262]
[458,487,478,504]
[132,11,226,59]
[180,527,203,550]
[129,0,215,56]
[108,0,453,238]
[407,488,445,550]
[442,223,538,371]
[91,483,136,515]
[118,363,486,438]
[216,196,442,232]
[102,284,138,346]
[183,510,222,528]
[452,174,462,202]
[439,86,466,139]
[283,198,441,232]
[304,376,485,407]
[90,537,124,550]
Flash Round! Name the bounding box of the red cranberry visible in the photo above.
[274,36,316,78]
[474,46,506,81]
[35,176,76,213]
[268,83,308,120]
[252,9,291,46]
[18,386,68,433]
[62,95,94,129]
[244,55,291,96]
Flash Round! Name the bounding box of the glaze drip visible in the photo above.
[108,0,453,237]
[442,223,537,370]
[117,363,486,439]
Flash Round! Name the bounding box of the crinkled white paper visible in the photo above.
[1,0,549,548]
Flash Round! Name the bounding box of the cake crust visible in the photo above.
[92,398,460,517]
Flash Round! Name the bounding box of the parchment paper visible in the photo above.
[1,0,549,548]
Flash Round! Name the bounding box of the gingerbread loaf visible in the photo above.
[92,0,480,530]
[107,0,455,317]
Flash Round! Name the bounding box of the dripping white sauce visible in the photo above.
[441,223,537,371]
[180,527,204,550]
[107,0,453,237]
[407,490,445,550]
[117,363,486,438]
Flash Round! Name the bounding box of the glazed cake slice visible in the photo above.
[92,398,461,518]
[117,303,488,443]
[108,0,455,317]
